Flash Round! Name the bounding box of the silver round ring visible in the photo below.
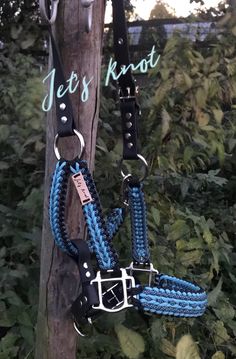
[119,154,149,182]
[54,129,85,160]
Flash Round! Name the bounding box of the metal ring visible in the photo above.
[39,0,59,25]
[119,154,149,182]
[81,0,94,33]
[73,317,93,337]
[54,129,85,160]
[73,322,86,337]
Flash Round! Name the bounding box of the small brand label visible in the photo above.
[72,172,93,206]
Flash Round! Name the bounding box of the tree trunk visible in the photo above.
[35,1,106,358]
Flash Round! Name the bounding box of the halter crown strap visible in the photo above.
[50,34,76,137]
[112,0,139,160]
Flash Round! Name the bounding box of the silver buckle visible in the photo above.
[126,262,159,286]
[91,268,135,313]
[119,86,139,101]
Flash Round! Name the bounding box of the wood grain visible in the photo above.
[35,1,106,358]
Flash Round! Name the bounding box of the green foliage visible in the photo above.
[77,6,236,359]
[0,2,236,359]
[0,19,44,358]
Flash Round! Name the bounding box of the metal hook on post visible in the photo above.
[81,0,94,33]
[39,0,60,25]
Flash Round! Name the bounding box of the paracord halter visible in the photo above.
[44,0,207,336]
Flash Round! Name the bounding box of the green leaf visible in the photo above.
[0,162,9,170]
[20,325,34,346]
[197,112,209,127]
[203,228,213,246]
[212,352,225,359]
[212,109,223,124]
[161,338,176,357]
[184,146,194,164]
[168,220,190,241]
[182,72,192,89]
[115,324,145,359]
[176,335,200,359]
[178,249,202,266]
[17,311,32,327]
[195,88,206,108]
[161,108,171,140]
[151,319,164,342]
[151,207,160,226]
[213,321,230,345]
[214,301,235,321]
[20,34,36,50]
[0,125,10,142]
[10,25,23,39]
[208,277,223,306]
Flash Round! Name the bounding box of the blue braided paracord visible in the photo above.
[129,185,150,263]
[106,208,125,240]
[49,161,79,256]
[70,161,118,270]
[136,274,207,317]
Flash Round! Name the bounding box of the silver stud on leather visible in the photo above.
[118,38,124,45]
[86,271,91,278]
[60,103,66,110]
[83,262,88,269]
[61,116,68,124]
[126,122,132,129]
[126,113,132,119]
[125,133,131,139]
[127,143,133,149]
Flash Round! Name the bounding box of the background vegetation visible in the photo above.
[0,0,235,358]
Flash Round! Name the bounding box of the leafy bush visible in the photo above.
[0,31,44,357]
[77,7,236,359]
[0,2,236,359]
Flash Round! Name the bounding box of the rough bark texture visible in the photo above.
[35,1,105,358]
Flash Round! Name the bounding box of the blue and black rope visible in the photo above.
[49,159,124,269]
[128,183,150,263]
[137,274,207,317]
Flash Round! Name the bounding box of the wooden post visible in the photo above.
[35,1,106,358]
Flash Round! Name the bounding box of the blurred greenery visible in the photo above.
[0,0,236,359]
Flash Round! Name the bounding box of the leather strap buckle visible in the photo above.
[119,86,139,101]
[126,262,159,286]
[91,269,135,313]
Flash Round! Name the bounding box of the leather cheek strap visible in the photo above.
[121,100,139,160]
[50,32,75,137]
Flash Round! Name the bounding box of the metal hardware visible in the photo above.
[119,86,139,101]
[121,174,132,206]
[86,271,91,278]
[54,129,85,160]
[81,0,94,33]
[119,154,149,182]
[126,262,159,286]
[61,116,68,124]
[60,103,66,110]
[73,317,92,337]
[91,269,135,313]
[125,133,131,139]
[39,0,59,25]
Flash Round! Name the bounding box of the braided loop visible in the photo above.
[70,161,119,270]
[136,274,207,317]
[49,160,121,269]
[106,208,125,240]
[49,161,79,257]
[128,184,150,263]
